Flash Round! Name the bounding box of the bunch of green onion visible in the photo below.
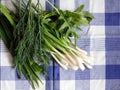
[0,0,94,89]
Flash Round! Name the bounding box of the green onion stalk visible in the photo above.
[0,0,94,89]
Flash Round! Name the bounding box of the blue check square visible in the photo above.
[90,65,105,79]
[106,65,120,79]
[75,69,90,80]
[106,51,120,65]
[15,80,30,90]
[105,26,120,36]
[106,79,120,90]
[91,13,105,25]
[105,13,120,26]
[75,80,90,90]
[106,37,120,51]
[46,81,53,90]
[1,66,15,80]
[105,0,120,13]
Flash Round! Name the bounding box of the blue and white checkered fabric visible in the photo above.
[0,0,120,90]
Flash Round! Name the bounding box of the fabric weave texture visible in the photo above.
[0,0,120,90]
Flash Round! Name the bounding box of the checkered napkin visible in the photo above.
[0,0,120,90]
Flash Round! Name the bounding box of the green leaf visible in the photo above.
[0,16,13,40]
[0,26,9,46]
[80,17,89,25]
[0,1,94,89]
[58,22,68,31]
[83,11,94,22]
[0,3,16,27]
[75,5,84,12]
[83,11,94,18]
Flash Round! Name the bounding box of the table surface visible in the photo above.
[0,0,120,90]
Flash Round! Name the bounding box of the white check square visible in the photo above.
[60,80,75,90]
[90,0,105,13]
[60,0,75,11]
[90,51,105,65]
[1,81,15,90]
[1,52,13,66]
[90,80,105,90]
[89,26,105,37]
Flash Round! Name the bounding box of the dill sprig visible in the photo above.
[0,0,94,89]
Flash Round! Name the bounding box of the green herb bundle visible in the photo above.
[0,0,94,89]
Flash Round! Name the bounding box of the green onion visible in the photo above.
[0,0,94,89]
